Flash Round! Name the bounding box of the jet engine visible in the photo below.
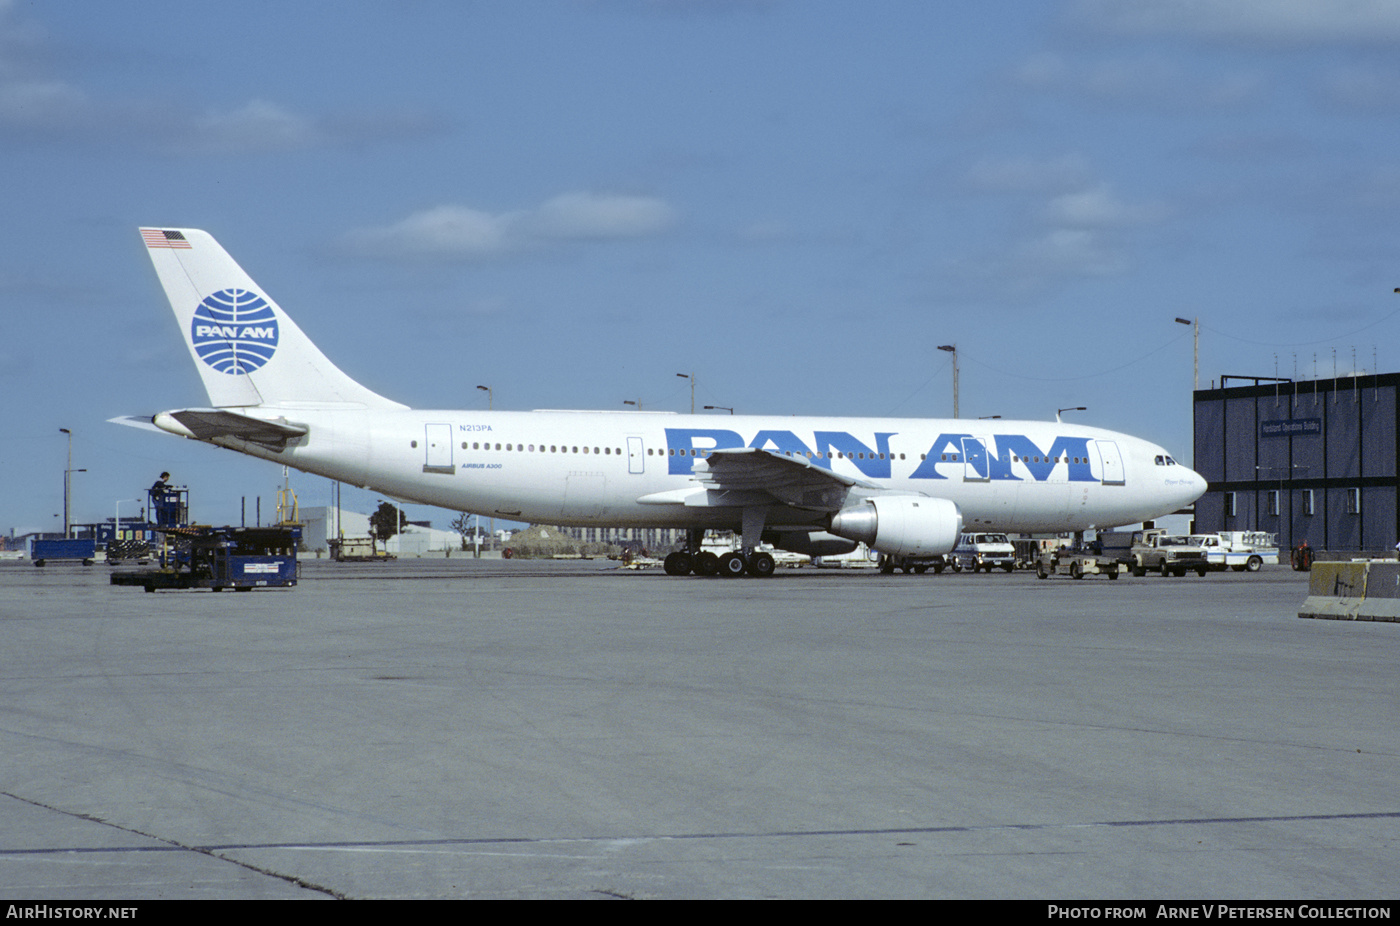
[828,496,963,557]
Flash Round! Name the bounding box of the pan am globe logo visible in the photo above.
[190,289,279,374]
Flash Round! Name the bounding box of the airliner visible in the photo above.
[115,227,1206,578]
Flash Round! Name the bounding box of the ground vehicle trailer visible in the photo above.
[328,536,394,562]
[1035,546,1120,580]
[952,532,1016,573]
[876,552,949,574]
[1121,528,1209,577]
[1189,531,1278,572]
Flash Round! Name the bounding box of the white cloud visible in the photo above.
[945,162,1170,298]
[346,193,678,260]
[1041,184,1168,228]
[181,99,323,153]
[526,191,676,240]
[0,6,436,153]
[1071,0,1400,46]
[348,206,513,258]
[1016,228,1126,278]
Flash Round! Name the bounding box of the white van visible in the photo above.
[952,532,1016,573]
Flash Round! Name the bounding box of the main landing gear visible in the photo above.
[663,524,776,578]
[663,548,776,578]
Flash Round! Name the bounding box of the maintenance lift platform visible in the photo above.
[110,484,301,592]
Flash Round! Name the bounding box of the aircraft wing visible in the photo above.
[639,447,875,511]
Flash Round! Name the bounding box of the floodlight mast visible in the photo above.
[937,345,958,419]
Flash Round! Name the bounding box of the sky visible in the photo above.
[5,0,1400,535]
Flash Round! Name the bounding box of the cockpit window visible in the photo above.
[1154,455,1165,465]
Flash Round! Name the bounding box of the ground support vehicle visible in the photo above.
[1035,549,1120,580]
[1013,537,1065,570]
[876,553,949,574]
[1119,528,1210,577]
[1191,531,1278,572]
[328,536,395,562]
[951,532,1017,573]
[111,525,300,592]
[104,538,154,566]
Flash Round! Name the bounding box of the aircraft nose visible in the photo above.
[1180,465,1208,505]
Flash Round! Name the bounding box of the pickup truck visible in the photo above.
[1126,529,1210,577]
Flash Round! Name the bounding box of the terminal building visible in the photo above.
[1192,372,1400,556]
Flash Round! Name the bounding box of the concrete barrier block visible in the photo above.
[1299,561,1400,622]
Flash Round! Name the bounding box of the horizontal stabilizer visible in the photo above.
[146,408,308,447]
[108,415,166,434]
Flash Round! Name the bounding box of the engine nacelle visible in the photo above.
[828,496,963,558]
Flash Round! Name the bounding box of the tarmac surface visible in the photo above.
[0,557,1396,899]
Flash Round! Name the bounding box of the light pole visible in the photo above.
[1174,317,1199,391]
[937,345,958,419]
[1175,317,1200,469]
[676,372,694,414]
[59,428,71,536]
[704,405,734,415]
[623,399,642,410]
[1057,406,1086,423]
[474,388,493,543]
[58,429,86,537]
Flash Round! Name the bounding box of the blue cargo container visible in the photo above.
[32,538,97,566]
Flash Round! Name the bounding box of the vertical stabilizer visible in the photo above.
[141,227,405,409]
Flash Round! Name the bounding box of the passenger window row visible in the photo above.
[462,442,623,455]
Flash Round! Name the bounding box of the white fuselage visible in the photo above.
[131,227,1208,555]
[204,407,1206,535]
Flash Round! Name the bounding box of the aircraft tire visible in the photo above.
[693,551,720,577]
[663,551,693,576]
[746,552,775,578]
[718,552,747,578]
